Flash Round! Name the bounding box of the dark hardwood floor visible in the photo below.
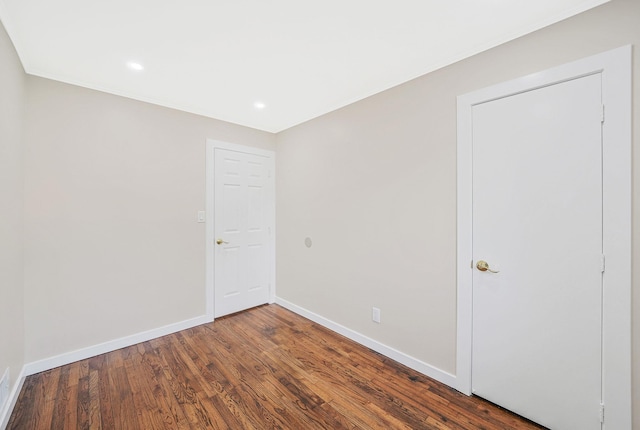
[7,304,545,429]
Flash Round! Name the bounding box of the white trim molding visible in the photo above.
[276,297,457,389]
[23,315,210,376]
[205,139,277,319]
[1,314,209,428]
[0,366,26,430]
[456,45,632,429]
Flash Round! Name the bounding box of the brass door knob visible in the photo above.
[216,239,229,245]
[476,260,499,273]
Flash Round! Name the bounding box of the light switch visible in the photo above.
[197,211,206,223]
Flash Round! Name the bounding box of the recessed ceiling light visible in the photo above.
[127,62,144,71]
[253,101,266,110]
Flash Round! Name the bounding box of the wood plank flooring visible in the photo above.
[7,304,545,429]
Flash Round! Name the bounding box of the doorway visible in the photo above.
[206,140,276,318]
[473,73,602,429]
[456,46,631,428]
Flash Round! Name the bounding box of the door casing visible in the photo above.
[205,139,276,320]
[456,46,631,428]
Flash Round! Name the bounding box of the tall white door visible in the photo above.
[214,147,273,317]
[471,74,603,429]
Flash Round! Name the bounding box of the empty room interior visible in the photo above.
[1,0,639,428]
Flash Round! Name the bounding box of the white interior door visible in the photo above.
[471,74,603,429]
[214,147,273,317]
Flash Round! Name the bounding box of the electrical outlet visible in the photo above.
[372,307,381,323]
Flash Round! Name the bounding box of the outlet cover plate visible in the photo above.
[372,307,381,323]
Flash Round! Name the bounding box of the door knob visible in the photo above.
[476,260,499,273]
[216,239,229,245]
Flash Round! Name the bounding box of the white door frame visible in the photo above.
[205,139,276,321]
[456,46,631,428]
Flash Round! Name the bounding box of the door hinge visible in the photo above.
[601,104,605,123]
[601,254,606,273]
[599,403,605,423]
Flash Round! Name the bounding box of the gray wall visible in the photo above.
[275,0,640,424]
[0,17,25,413]
[2,0,639,427]
[22,78,276,362]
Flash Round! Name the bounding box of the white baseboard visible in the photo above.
[2,315,211,428]
[275,297,457,389]
[0,366,26,430]
[4,302,457,427]
[23,314,212,376]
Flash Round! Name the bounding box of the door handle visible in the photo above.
[216,239,229,245]
[476,260,499,273]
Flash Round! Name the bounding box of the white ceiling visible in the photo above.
[0,0,608,133]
